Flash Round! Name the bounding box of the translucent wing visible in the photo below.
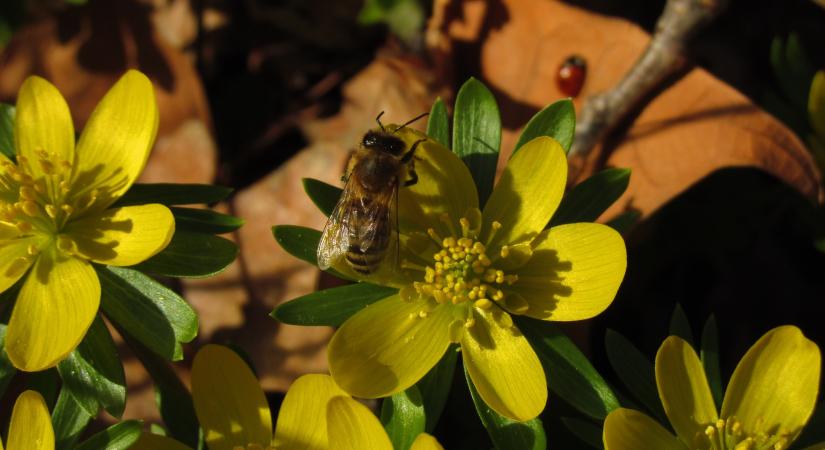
[317,180,357,270]
[352,183,396,255]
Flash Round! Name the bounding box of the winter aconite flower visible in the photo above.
[0,390,54,450]
[133,344,444,450]
[0,71,174,371]
[603,326,822,450]
[326,129,627,421]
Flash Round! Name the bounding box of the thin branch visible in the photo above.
[570,0,729,170]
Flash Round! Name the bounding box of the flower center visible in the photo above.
[0,150,82,235]
[407,215,526,328]
[698,417,792,450]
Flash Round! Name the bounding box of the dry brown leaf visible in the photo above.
[0,0,216,184]
[428,0,822,218]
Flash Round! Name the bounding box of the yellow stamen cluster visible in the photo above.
[695,417,792,450]
[0,150,78,235]
[410,217,520,328]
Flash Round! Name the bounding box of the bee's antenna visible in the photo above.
[393,112,429,134]
[375,111,386,132]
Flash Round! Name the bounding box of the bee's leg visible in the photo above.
[403,168,418,187]
[401,139,425,163]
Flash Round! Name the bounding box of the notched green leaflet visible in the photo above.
[98,266,197,361]
[272,282,397,327]
[73,420,142,450]
[427,97,451,148]
[171,206,245,234]
[303,178,342,217]
[604,329,667,423]
[453,77,501,207]
[517,317,620,420]
[273,225,322,266]
[0,103,15,160]
[465,366,547,450]
[380,386,426,450]
[514,99,575,154]
[114,183,233,207]
[57,317,126,418]
[134,230,238,278]
[550,168,631,227]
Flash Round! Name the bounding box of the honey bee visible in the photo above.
[317,112,427,274]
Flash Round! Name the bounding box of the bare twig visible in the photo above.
[570,0,729,170]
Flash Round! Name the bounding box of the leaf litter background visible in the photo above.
[0,0,824,447]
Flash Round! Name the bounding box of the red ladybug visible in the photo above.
[556,55,587,97]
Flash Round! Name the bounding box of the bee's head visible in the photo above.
[362,130,406,156]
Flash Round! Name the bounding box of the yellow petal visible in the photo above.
[63,204,174,266]
[130,433,193,450]
[481,137,566,251]
[7,390,54,450]
[603,408,684,450]
[655,336,718,445]
[326,397,393,450]
[461,309,547,421]
[5,251,99,371]
[395,127,478,238]
[15,76,75,183]
[191,344,272,450]
[328,295,453,399]
[71,70,158,213]
[0,237,42,293]
[511,223,626,321]
[410,433,445,450]
[273,373,348,450]
[720,326,820,441]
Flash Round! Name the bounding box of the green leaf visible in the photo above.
[561,417,603,449]
[604,329,667,423]
[416,345,458,432]
[771,34,815,111]
[271,283,397,327]
[114,183,233,207]
[57,317,126,418]
[514,99,575,154]
[452,78,501,207]
[517,317,620,420]
[303,178,342,217]
[98,266,197,361]
[380,386,426,450]
[120,331,199,447]
[0,103,15,160]
[669,303,695,346]
[700,315,723,409]
[52,388,92,450]
[170,207,244,234]
[809,71,825,139]
[0,324,17,398]
[605,210,640,234]
[133,231,238,278]
[427,98,451,148]
[273,225,322,266]
[549,168,631,227]
[465,365,547,450]
[73,420,142,450]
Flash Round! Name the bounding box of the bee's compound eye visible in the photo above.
[363,132,377,147]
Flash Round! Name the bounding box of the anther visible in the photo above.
[26,244,39,256]
[474,299,493,310]
[6,256,31,278]
[20,201,39,217]
[45,204,58,219]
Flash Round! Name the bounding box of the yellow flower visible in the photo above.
[326,129,627,421]
[132,344,444,450]
[0,70,174,371]
[0,390,54,450]
[603,326,823,450]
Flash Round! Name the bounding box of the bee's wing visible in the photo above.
[354,183,396,255]
[317,183,356,271]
